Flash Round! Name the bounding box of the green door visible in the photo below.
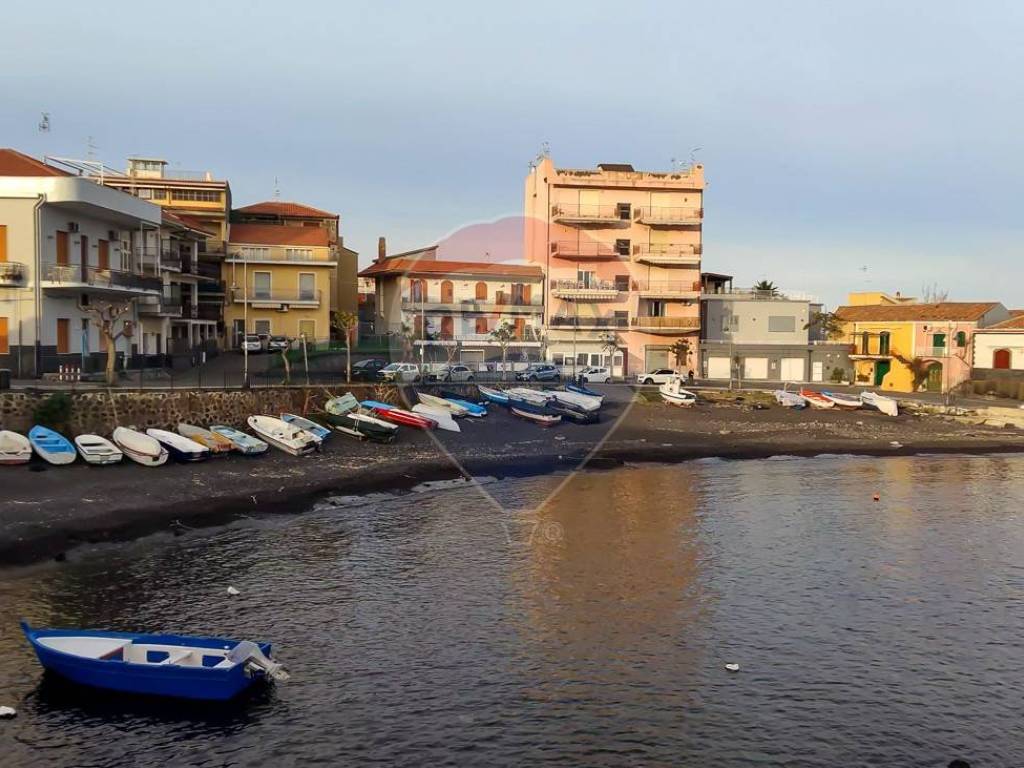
[926,363,943,392]
[874,360,891,386]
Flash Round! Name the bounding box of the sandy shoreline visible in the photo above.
[2,387,1022,568]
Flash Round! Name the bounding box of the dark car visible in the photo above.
[516,363,560,382]
[350,358,388,381]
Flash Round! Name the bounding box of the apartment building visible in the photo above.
[0,149,162,378]
[360,245,544,365]
[524,156,702,377]
[699,273,851,383]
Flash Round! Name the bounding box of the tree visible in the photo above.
[753,280,778,296]
[804,310,846,341]
[78,299,135,385]
[669,337,691,370]
[278,343,292,385]
[921,282,949,303]
[599,333,620,378]
[332,310,359,382]
[490,320,516,381]
[398,322,415,361]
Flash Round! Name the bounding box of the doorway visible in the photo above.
[874,360,891,386]
[926,362,943,392]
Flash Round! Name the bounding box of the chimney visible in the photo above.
[377,237,386,262]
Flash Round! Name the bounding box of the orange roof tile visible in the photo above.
[228,223,329,247]
[0,148,71,177]
[234,200,337,219]
[836,302,1002,323]
[173,214,217,235]
[984,314,1024,331]
[360,257,543,279]
[162,210,215,235]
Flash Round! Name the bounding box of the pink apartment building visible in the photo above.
[524,156,703,377]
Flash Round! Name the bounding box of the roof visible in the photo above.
[0,148,72,177]
[981,314,1024,331]
[162,210,213,235]
[836,302,1002,323]
[174,214,217,235]
[360,257,543,280]
[234,200,337,219]
[228,223,329,247]
[1010,309,1024,317]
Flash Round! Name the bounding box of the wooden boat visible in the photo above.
[209,425,269,455]
[438,390,488,417]
[177,423,234,455]
[773,390,807,408]
[21,621,287,702]
[416,391,469,417]
[550,389,601,413]
[112,427,168,467]
[28,425,77,465]
[821,391,862,409]
[361,400,437,430]
[247,415,319,456]
[477,385,510,406]
[860,391,899,417]
[323,395,399,443]
[280,413,331,443]
[146,429,210,462]
[658,378,697,406]
[0,430,32,465]
[511,406,561,427]
[412,403,461,433]
[798,389,835,409]
[74,435,123,465]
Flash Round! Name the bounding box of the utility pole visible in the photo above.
[242,258,249,387]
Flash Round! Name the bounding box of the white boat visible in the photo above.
[550,389,601,412]
[799,389,835,409]
[74,435,123,465]
[177,423,235,455]
[658,378,697,406]
[210,425,269,455]
[112,427,169,467]
[504,388,553,407]
[510,407,561,426]
[860,391,899,417]
[0,430,32,465]
[247,416,318,456]
[146,429,210,462]
[417,392,468,417]
[773,390,807,408]
[412,404,461,433]
[821,391,862,409]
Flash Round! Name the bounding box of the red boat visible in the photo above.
[798,389,835,409]
[367,404,437,430]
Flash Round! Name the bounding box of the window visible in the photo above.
[298,273,315,301]
[956,331,967,347]
[56,318,70,354]
[254,320,271,335]
[932,333,946,349]
[648,300,666,317]
[137,188,154,199]
[475,282,488,301]
[552,354,564,366]
[440,280,454,303]
[440,316,454,339]
[590,354,602,366]
[879,331,891,355]
[514,318,526,338]
[768,316,796,333]
[253,272,271,299]
[170,189,221,202]
[409,278,425,302]
[616,203,631,220]
[475,317,489,334]
[0,316,8,354]
[614,274,630,291]
[577,270,596,288]
[614,310,628,326]
[298,320,316,340]
[577,353,588,366]
[614,238,630,255]
[511,283,527,304]
[239,247,270,260]
[150,188,166,200]
[285,248,314,260]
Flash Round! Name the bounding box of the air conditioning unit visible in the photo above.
[278,305,290,312]
[68,222,79,233]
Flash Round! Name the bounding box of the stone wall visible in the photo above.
[0,384,400,435]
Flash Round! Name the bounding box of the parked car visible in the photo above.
[267,335,291,352]
[351,358,388,381]
[379,362,421,383]
[579,366,611,384]
[516,363,560,382]
[241,334,265,353]
[428,364,475,382]
[638,368,677,385]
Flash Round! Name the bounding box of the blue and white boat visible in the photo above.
[566,382,603,400]
[476,385,510,406]
[21,621,288,701]
[438,390,488,417]
[280,413,331,443]
[210,425,269,456]
[28,425,77,465]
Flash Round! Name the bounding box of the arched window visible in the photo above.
[440,316,454,339]
[475,282,488,301]
[956,331,967,348]
[440,280,454,303]
[993,349,1011,369]
[410,279,425,303]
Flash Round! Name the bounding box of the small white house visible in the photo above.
[972,314,1024,373]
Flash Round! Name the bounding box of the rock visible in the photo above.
[0,706,15,718]
[724,663,740,672]
[227,586,240,596]
[719,429,732,435]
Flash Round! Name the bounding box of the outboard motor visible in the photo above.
[228,641,290,681]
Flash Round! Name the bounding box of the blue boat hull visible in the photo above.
[437,391,487,416]
[566,383,602,398]
[22,622,271,701]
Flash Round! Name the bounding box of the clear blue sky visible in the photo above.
[2,1,1021,308]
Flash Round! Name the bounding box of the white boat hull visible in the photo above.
[860,392,898,417]
[112,427,169,467]
[659,380,697,406]
[0,430,32,465]
[412,404,461,432]
[510,407,561,426]
[417,392,469,416]
[247,416,318,456]
[74,435,123,465]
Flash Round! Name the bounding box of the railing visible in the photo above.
[701,288,820,303]
[554,168,702,188]
[921,347,951,358]
[196,261,222,279]
[553,241,626,258]
[197,304,222,321]
[549,316,629,328]
[550,279,620,292]
[0,262,26,285]
[633,243,702,258]
[415,331,543,344]
[231,288,322,304]
[157,169,216,181]
[400,299,539,312]
[160,253,183,271]
[551,204,630,222]
[42,262,161,293]
[635,207,703,225]
[226,250,335,263]
[630,316,700,329]
[632,280,701,294]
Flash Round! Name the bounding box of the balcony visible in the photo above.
[138,290,183,317]
[550,279,621,301]
[549,315,629,329]
[630,316,701,334]
[551,204,631,226]
[635,207,703,227]
[160,252,183,272]
[196,261,222,281]
[226,250,337,265]
[632,280,701,299]
[231,288,321,307]
[41,262,162,297]
[0,261,26,286]
[632,243,701,266]
[400,298,540,314]
[552,241,627,260]
[197,304,222,321]
[921,347,952,358]
[413,330,543,346]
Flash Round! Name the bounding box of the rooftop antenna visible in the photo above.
[689,146,702,165]
[273,176,280,199]
[529,141,551,170]
[86,136,98,160]
[38,112,50,133]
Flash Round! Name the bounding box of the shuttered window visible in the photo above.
[0,317,8,354]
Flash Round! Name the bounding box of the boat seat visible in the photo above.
[212,658,234,669]
[159,649,195,665]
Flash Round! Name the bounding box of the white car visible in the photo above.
[430,364,475,382]
[379,362,421,383]
[638,368,677,385]
[579,366,611,383]
[241,334,264,353]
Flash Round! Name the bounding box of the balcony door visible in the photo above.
[0,225,6,263]
[80,235,89,281]
[440,316,454,339]
[475,282,488,301]
[440,280,454,304]
[56,231,69,266]
[98,239,110,271]
[253,272,271,300]
[298,273,315,301]
[577,269,596,289]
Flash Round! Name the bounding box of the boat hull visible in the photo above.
[0,430,32,465]
[146,430,210,462]
[209,426,268,456]
[28,426,77,465]
[476,386,510,406]
[74,436,123,465]
[511,406,561,426]
[112,428,169,467]
[361,401,436,430]
[323,412,398,443]
[798,389,835,409]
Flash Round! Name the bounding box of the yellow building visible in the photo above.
[223,223,335,346]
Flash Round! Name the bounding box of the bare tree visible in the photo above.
[78,299,135,385]
[490,320,516,381]
[332,310,359,382]
[278,344,292,385]
[921,282,949,303]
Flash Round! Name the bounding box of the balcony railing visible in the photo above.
[921,347,951,358]
[197,304,222,321]
[551,204,631,224]
[549,316,629,328]
[231,288,321,304]
[632,280,701,296]
[551,279,620,292]
[42,262,162,294]
[630,316,701,330]
[0,262,26,286]
[632,243,702,264]
[635,207,703,226]
[226,250,336,263]
[701,287,820,303]
[400,298,540,313]
[196,261,222,280]
[553,241,627,259]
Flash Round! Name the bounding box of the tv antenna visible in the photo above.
[86,136,98,160]
[273,176,280,199]
[38,113,50,133]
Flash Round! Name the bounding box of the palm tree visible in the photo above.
[753,280,778,296]
[669,337,691,370]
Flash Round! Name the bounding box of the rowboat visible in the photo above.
[658,378,697,406]
[821,390,862,409]
[417,392,469,417]
[412,403,461,432]
[0,430,32,465]
[550,389,601,413]
[361,401,437,430]
[210,425,269,455]
[28,425,77,465]
[860,391,899,417]
[280,413,331,443]
[773,390,807,408]
[546,398,599,424]
[438,390,488,417]
[247,415,319,455]
[504,388,553,407]
[324,395,399,443]
[112,427,168,467]
[798,389,835,409]
[177,423,235,455]
[477,385,510,406]
[21,621,287,702]
[566,382,603,400]
[511,406,561,427]
[74,435,123,465]
[146,429,210,462]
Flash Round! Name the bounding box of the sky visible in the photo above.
[2,0,1022,309]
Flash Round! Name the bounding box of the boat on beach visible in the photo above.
[773,390,808,408]
[417,391,469,417]
[658,378,697,406]
[798,389,835,409]
[412,403,461,432]
[112,427,169,467]
[566,382,603,400]
[177,424,235,455]
[550,389,601,413]
[361,401,437,430]
[438,390,488,417]
[21,621,288,702]
[280,413,331,443]
[28,425,77,465]
[209,425,269,455]
[146,429,210,462]
[74,435,123,465]
[504,387,553,407]
[247,415,319,455]
[0,430,32,465]
[477,385,510,406]
[860,391,899,417]
[821,391,862,409]
[510,406,561,427]
[545,398,599,424]
[324,395,399,443]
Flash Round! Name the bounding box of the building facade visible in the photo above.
[524,157,702,377]
[360,247,544,365]
[971,313,1024,381]
[699,274,851,383]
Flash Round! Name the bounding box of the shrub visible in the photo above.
[33,392,73,432]
[830,367,847,383]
